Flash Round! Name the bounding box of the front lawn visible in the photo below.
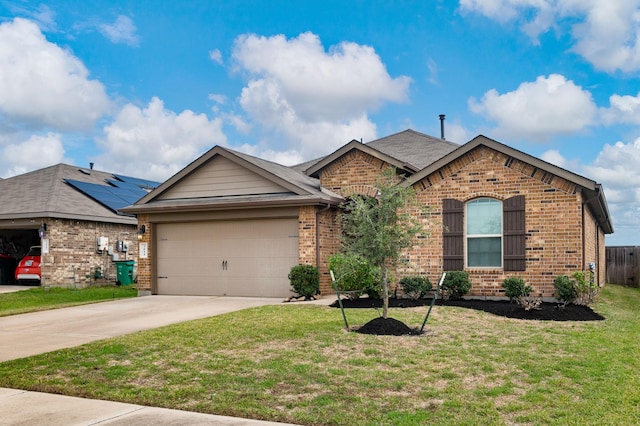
[0,286,138,317]
[0,284,638,425]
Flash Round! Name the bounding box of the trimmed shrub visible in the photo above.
[554,275,576,307]
[329,252,380,300]
[554,271,598,307]
[502,277,532,301]
[502,277,541,310]
[441,271,471,300]
[399,276,433,300]
[288,264,320,299]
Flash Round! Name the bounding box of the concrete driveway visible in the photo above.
[0,294,304,425]
[0,295,282,362]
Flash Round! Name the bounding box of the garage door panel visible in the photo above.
[156,218,298,297]
[158,276,228,296]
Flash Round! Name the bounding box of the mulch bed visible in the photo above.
[330,297,605,335]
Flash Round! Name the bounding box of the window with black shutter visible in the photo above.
[442,199,464,270]
[442,195,526,271]
[503,195,526,271]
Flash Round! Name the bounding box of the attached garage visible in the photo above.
[156,218,299,297]
[121,146,343,297]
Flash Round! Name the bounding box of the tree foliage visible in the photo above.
[339,168,427,318]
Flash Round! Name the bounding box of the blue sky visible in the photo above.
[1,1,639,245]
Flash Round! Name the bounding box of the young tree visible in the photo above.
[339,168,427,318]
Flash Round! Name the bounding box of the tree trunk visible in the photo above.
[381,264,389,319]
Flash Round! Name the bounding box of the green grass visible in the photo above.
[0,286,138,316]
[0,284,639,425]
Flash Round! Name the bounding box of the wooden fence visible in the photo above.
[606,246,640,287]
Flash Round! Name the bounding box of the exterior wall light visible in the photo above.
[38,223,47,238]
[137,224,146,241]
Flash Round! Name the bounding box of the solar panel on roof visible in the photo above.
[113,174,160,190]
[65,179,149,215]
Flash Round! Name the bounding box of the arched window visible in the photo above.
[442,195,525,271]
[466,198,502,267]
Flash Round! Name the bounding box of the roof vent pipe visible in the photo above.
[439,114,446,140]
[89,162,94,170]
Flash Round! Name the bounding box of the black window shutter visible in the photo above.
[443,198,464,271]
[503,195,526,271]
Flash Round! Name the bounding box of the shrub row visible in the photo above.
[289,263,599,308]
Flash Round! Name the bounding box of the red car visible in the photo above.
[15,246,41,285]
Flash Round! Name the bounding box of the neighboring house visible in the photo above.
[123,129,612,299]
[0,164,157,285]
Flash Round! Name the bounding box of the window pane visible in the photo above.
[467,198,501,235]
[468,237,502,267]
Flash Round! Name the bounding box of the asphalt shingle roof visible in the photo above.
[0,164,141,224]
[364,129,459,170]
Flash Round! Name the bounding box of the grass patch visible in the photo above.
[0,284,638,425]
[0,286,138,316]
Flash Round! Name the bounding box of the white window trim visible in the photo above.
[464,198,503,269]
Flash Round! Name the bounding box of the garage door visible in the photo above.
[156,218,299,297]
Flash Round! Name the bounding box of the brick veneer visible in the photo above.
[40,218,138,286]
[313,145,607,299]
[135,214,152,293]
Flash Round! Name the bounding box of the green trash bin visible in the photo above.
[114,260,135,286]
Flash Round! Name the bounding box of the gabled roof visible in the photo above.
[0,164,151,224]
[404,135,613,234]
[122,146,343,214]
[302,129,459,177]
[304,139,419,177]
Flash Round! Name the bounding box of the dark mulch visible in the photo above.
[356,317,422,336]
[332,297,605,335]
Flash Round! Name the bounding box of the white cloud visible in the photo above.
[600,92,640,125]
[569,1,640,73]
[442,121,471,144]
[0,18,110,131]
[208,94,227,104]
[209,49,223,64]
[1,133,66,177]
[97,97,227,181]
[540,149,569,168]
[469,74,597,140]
[222,113,252,134]
[460,1,640,73]
[99,15,139,47]
[236,144,305,167]
[583,137,640,237]
[231,32,410,158]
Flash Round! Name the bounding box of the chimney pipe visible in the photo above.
[439,114,446,140]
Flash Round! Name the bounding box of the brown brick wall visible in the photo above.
[406,146,587,298]
[40,218,138,287]
[297,206,341,295]
[320,149,392,196]
[582,202,606,285]
[136,214,152,292]
[314,145,604,299]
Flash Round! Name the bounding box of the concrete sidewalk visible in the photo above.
[0,387,298,425]
[0,293,306,425]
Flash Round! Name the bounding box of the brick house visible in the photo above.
[123,129,612,299]
[0,164,156,286]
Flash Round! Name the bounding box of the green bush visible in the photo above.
[502,277,532,301]
[288,264,320,299]
[554,275,577,307]
[554,271,598,307]
[399,276,432,300]
[328,252,380,300]
[442,271,471,300]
